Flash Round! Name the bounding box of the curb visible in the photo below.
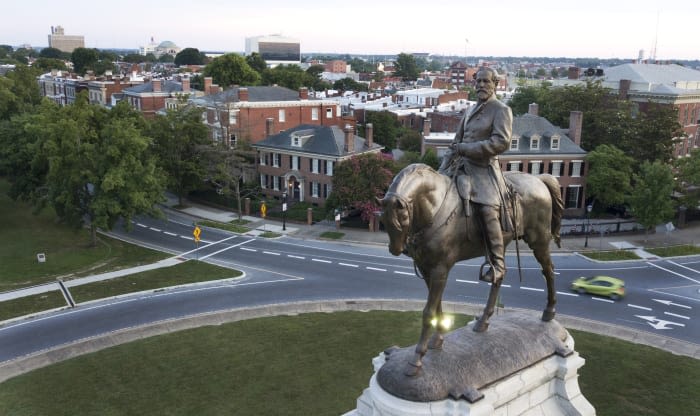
[2,299,697,384]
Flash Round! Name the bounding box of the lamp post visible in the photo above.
[584,204,592,248]
[282,192,287,231]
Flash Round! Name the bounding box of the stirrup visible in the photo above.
[478,262,492,282]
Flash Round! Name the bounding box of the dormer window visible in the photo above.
[510,136,519,150]
[550,135,560,150]
[291,130,314,148]
[530,135,541,150]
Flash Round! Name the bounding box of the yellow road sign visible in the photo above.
[193,226,201,242]
[261,203,267,218]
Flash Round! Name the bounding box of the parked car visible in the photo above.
[571,275,626,300]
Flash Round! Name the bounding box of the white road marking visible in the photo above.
[628,304,653,311]
[200,240,254,260]
[592,297,615,303]
[163,232,177,236]
[664,311,690,320]
[521,286,544,292]
[653,299,692,309]
[647,262,700,284]
[288,255,305,260]
[394,271,414,276]
[312,259,332,263]
[149,227,161,232]
[181,235,193,240]
[556,291,578,297]
[668,260,700,274]
[367,267,386,272]
[137,223,147,228]
[263,251,280,256]
[240,247,256,252]
[456,279,478,284]
[339,263,358,267]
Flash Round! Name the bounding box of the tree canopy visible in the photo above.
[363,111,401,150]
[70,47,100,75]
[175,48,206,66]
[393,53,419,81]
[585,144,634,207]
[203,53,260,87]
[628,160,676,233]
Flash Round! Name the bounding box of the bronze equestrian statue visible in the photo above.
[378,68,563,376]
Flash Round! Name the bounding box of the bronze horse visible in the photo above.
[379,163,564,375]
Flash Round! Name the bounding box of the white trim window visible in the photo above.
[530,135,540,150]
[507,161,521,172]
[510,137,519,150]
[326,108,333,119]
[571,160,583,177]
[273,153,281,168]
[311,182,319,198]
[229,111,237,125]
[260,174,267,189]
[273,176,280,191]
[550,135,560,150]
[550,161,562,177]
[311,108,319,121]
[312,158,319,174]
[278,109,285,123]
[529,161,541,175]
[291,156,299,170]
[326,160,334,176]
[259,152,266,166]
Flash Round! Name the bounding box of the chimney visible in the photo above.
[182,78,190,93]
[204,77,212,94]
[528,103,539,116]
[299,87,308,100]
[344,124,355,153]
[365,123,374,148]
[238,87,249,102]
[423,118,432,137]
[152,79,161,92]
[266,118,275,137]
[568,111,583,146]
[619,79,631,100]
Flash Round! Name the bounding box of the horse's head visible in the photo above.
[378,192,412,256]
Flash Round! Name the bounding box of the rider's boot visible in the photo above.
[478,205,506,284]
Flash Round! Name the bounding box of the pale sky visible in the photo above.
[3,0,698,60]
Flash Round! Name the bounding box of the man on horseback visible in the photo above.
[438,66,512,284]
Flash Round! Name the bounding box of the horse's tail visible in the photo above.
[539,174,564,248]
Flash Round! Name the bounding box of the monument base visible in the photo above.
[344,318,595,416]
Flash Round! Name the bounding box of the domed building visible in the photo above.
[138,37,181,58]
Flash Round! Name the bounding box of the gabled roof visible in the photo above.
[252,124,382,157]
[507,114,586,155]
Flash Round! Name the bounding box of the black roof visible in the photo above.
[252,124,382,157]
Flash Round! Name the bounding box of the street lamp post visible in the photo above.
[584,204,593,248]
[282,192,287,231]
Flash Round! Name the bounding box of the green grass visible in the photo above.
[581,250,640,261]
[320,231,345,240]
[646,244,700,257]
[0,261,242,322]
[0,179,167,291]
[0,312,697,416]
[197,219,250,234]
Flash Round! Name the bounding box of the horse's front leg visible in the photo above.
[534,247,557,321]
[406,270,448,377]
[473,279,502,332]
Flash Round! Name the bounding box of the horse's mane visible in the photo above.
[388,163,437,195]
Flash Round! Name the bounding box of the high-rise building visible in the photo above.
[245,34,300,67]
[48,25,84,53]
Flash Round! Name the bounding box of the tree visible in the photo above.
[325,153,395,222]
[39,47,66,59]
[175,48,205,66]
[200,143,256,221]
[421,147,440,170]
[675,148,700,208]
[333,77,367,92]
[20,97,165,245]
[123,53,146,63]
[261,64,311,90]
[585,144,634,207]
[32,57,67,72]
[0,64,43,120]
[70,47,99,75]
[393,53,419,81]
[364,111,401,150]
[150,104,210,206]
[633,103,683,164]
[628,160,676,236]
[204,53,260,87]
[397,128,422,153]
[245,52,267,74]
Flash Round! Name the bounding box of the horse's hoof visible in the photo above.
[404,361,422,377]
[542,310,556,321]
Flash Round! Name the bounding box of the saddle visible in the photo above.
[454,174,518,238]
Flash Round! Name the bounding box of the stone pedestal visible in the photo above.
[345,314,595,416]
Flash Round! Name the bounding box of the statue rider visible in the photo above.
[438,66,512,284]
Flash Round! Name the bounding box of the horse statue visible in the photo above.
[378,163,563,375]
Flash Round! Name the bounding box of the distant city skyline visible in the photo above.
[3,0,699,61]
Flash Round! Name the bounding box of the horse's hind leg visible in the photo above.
[473,279,502,332]
[533,244,556,321]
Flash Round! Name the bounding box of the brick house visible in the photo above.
[86,74,143,107]
[122,78,191,119]
[602,63,700,158]
[422,103,588,217]
[190,84,355,147]
[252,123,382,205]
